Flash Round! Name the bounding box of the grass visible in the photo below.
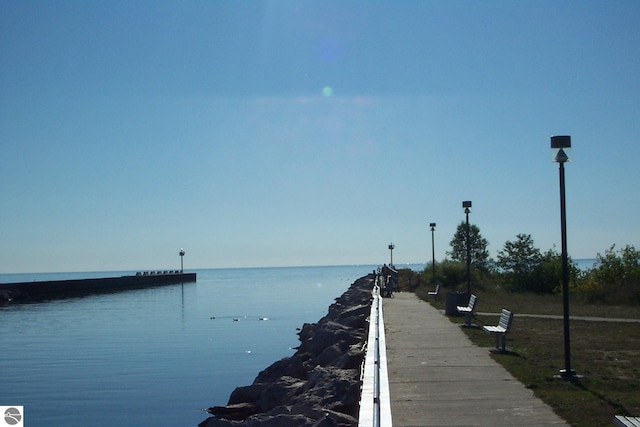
[416,287,640,427]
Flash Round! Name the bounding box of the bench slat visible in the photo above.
[483,326,507,333]
[614,415,640,427]
[498,313,511,329]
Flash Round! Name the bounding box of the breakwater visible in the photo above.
[0,272,196,303]
[199,273,375,427]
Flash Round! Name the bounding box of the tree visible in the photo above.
[447,222,490,271]
[497,236,579,294]
[496,234,542,292]
[535,247,570,295]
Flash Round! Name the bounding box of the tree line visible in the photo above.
[405,222,640,305]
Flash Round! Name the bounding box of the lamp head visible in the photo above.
[551,135,571,163]
[429,222,436,229]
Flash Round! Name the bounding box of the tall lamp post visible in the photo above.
[462,201,472,297]
[551,135,577,379]
[388,243,395,267]
[179,248,185,273]
[429,223,436,284]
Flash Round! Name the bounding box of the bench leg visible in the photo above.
[465,312,472,327]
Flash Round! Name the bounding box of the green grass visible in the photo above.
[416,288,640,427]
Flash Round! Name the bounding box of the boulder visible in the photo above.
[200,274,374,427]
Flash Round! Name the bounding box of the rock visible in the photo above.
[228,384,264,406]
[256,376,306,411]
[302,321,362,355]
[200,274,375,427]
[206,402,259,421]
[253,355,309,384]
[314,341,348,367]
[334,304,370,329]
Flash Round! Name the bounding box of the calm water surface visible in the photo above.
[0,265,379,427]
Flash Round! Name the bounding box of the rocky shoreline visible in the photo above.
[199,273,375,427]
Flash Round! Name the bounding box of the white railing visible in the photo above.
[358,276,392,426]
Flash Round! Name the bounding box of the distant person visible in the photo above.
[382,264,392,281]
[384,274,394,297]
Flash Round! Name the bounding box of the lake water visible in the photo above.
[574,258,598,271]
[0,265,382,427]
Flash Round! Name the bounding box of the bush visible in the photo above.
[396,268,426,292]
[574,245,640,304]
[496,235,578,294]
[571,274,606,303]
[397,261,490,294]
[533,248,580,295]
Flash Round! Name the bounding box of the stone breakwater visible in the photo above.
[199,274,375,427]
[0,273,197,303]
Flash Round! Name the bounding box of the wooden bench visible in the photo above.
[482,309,514,352]
[427,284,441,301]
[456,294,477,327]
[614,415,640,427]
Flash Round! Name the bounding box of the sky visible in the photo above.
[1,1,639,273]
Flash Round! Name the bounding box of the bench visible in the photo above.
[427,284,441,301]
[456,294,477,327]
[482,309,514,352]
[615,415,640,427]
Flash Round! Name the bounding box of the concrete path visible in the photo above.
[383,292,570,426]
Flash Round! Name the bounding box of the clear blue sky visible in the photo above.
[1,1,639,273]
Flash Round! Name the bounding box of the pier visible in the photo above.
[0,272,196,303]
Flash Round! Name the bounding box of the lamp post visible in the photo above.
[179,248,185,273]
[462,201,472,297]
[388,243,395,267]
[429,223,436,284]
[551,135,577,379]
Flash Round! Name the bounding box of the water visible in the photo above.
[0,265,376,427]
[574,258,598,271]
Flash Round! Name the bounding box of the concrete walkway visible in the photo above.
[383,292,570,426]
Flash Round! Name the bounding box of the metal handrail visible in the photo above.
[359,274,391,426]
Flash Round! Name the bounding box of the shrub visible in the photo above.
[573,245,640,304]
[396,268,425,292]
